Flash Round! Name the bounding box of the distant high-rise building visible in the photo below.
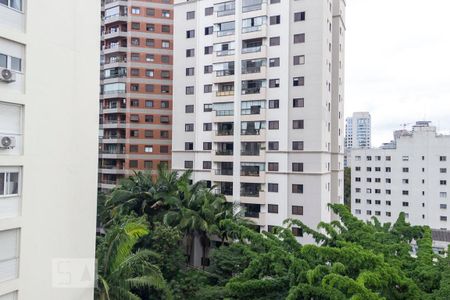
[351,121,450,251]
[0,0,99,298]
[172,0,346,244]
[99,0,174,190]
[344,112,371,166]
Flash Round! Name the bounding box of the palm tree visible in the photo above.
[95,217,170,300]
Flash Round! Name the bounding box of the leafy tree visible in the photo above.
[95,217,169,300]
[344,167,351,208]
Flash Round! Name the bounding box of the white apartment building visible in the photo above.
[172,0,346,243]
[344,111,371,166]
[0,1,99,299]
[351,122,450,250]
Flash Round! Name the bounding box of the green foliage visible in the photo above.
[97,169,450,300]
[344,167,351,208]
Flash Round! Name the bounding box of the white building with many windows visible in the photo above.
[344,111,371,166]
[351,121,450,251]
[0,0,99,298]
[172,0,346,245]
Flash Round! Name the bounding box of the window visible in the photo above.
[269,58,280,67]
[268,204,278,213]
[186,30,195,38]
[294,11,306,22]
[0,229,20,283]
[130,114,140,122]
[130,145,139,153]
[186,86,194,95]
[292,141,304,150]
[204,65,213,74]
[146,8,155,16]
[402,167,409,173]
[131,38,140,46]
[292,163,303,172]
[184,161,193,169]
[129,160,138,168]
[145,130,153,138]
[268,183,278,192]
[293,120,304,129]
[293,55,305,65]
[205,26,214,35]
[11,56,22,70]
[185,68,195,76]
[269,37,280,46]
[441,204,447,209]
[203,161,212,170]
[186,11,195,19]
[203,142,212,150]
[268,141,279,150]
[294,33,305,44]
[441,216,448,221]
[386,167,391,172]
[161,101,169,109]
[269,15,281,25]
[162,40,170,48]
[292,206,303,215]
[144,146,153,153]
[203,123,212,131]
[0,171,20,196]
[440,156,447,161]
[441,180,447,185]
[293,98,304,107]
[205,7,214,15]
[162,25,171,33]
[269,79,280,88]
[269,100,279,109]
[268,121,279,130]
[160,131,169,139]
[440,168,447,173]
[146,39,155,47]
[145,54,154,62]
[145,69,154,77]
[204,46,213,54]
[440,192,447,198]
[204,84,213,93]
[185,123,194,132]
[292,227,303,237]
[145,100,154,108]
[145,23,154,31]
[270,0,280,3]
[145,84,154,92]
[185,105,194,113]
[161,55,170,64]
[1,0,22,10]
[293,77,305,86]
[402,190,409,195]
[161,71,170,79]
[144,161,153,169]
[204,104,213,112]
[292,184,303,194]
[268,162,279,171]
[355,209,361,215]
[0,54,7,68]
[186,49,195,57]
[131,7,140,14]
[130,99,139,107]
[162,10,170,18]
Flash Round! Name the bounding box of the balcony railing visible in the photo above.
[100,165,125,170]
[216,70,235,77]
[99,179,118,185]
[241,189,260,197]
[100,149,126,154]
[216,129,234,136]
[242,25,262,33]
[216,188,233,196]
[217,29,235,37]
[103,13,128,21]
[241,168,260,176]
[242,46,261,54]
[216,90,235,96]
[244,211,260,218]
[242,87,261,95]
[216,49,235,56]
[241,129,261,135]
[241,150,260,156]
[215,169,233,176]
[241,107,261,115]
[216,149,234,155]
[101,119,126,124]
[216,110,234,116]
[242,67,261,74]
[101,135,125,139]
[217,9,235,17]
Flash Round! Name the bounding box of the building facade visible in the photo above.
[172,0,346,242]
[351,122,450,250]
[99,0,174,190]
[344,111,371,166]
[0,0,99,299]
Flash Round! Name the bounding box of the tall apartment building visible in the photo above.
[99,0,174,190]
[172,0,346,242]
[0,0,99,299]
[351,122,450,251]
[344,111,371,166]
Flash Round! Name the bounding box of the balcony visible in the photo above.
[215,169,233,176]
[242,46,262,54]
[216,149,233,156]
[216,49,235,57]
[99,148,125,154]
[242,66,262,74]
[242,25,263,33]
[216,70,235,77]
[240,189,260,197]
[102,28,128,40]
[241,128,261,135]
[240,167,260,177]
[242,87,261,95]
[215,110,234,116]
[216,90,234,97]
[217,29,235,37]
[244,211,260,218]
[102,13,128,25]
[216,129,234,136]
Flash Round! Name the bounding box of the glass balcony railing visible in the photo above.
[215,110,234,116]
[240,189,260,197]
[216,70,235,77]
[216,129,234,136]
[216,149,233,155]
[242,25,262,33]
[216,49,235,56]
[216,90,235,96]
[215,169,233,176]
[242,46,261,54]
[242,67,261,74]
[244,211,260,218]
[241,129,261,135]
[241,87,261,95]
[241,168,260,176]
[217,29,235,37]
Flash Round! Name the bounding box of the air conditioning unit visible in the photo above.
[0,68,16,83]
[0,136,16,149]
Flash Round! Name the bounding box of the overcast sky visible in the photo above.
[345,0,450,146]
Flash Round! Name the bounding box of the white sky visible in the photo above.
[345,0,450,146]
